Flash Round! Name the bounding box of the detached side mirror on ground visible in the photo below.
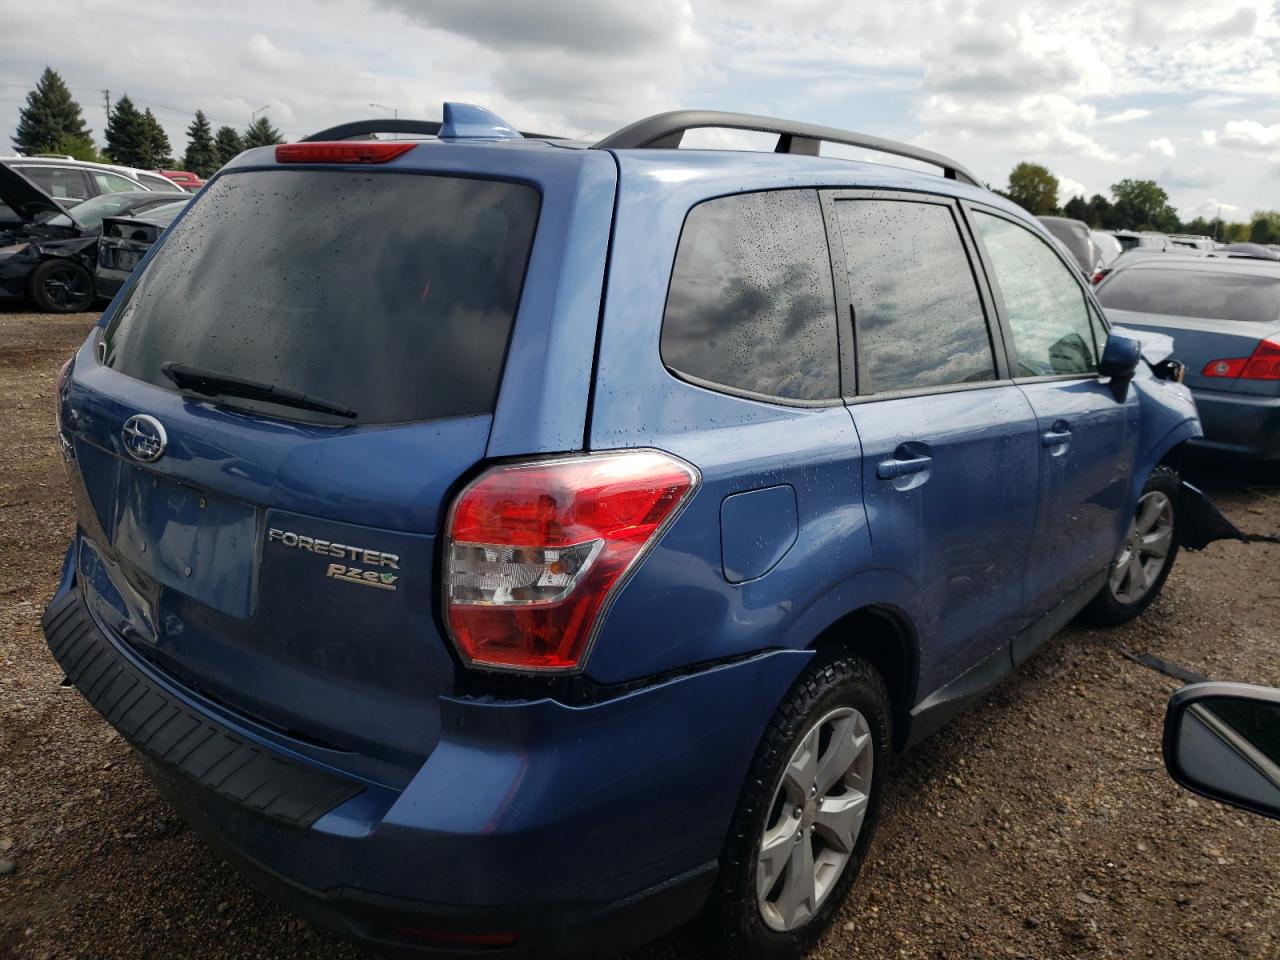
[1163,682,1280,821]
[1099,332,1143,400]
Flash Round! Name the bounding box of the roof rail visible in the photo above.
[592,110,980,188]
[302,118,563,142]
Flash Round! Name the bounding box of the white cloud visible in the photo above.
[1101,108,1151,125]
[1206,119,1280,156]
[1058,175,1089,200]
[1148,137,1176,158]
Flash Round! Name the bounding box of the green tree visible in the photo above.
[1183,217,1214,238]
[51,132,100,161]
[1110,179,1179,232]
[1087,194,1115,229]
[182,110,218,176]
[104,95,149,167]
[142,109,173,167]
[213,125,244,166]
[243,115,283,149]
[1249,210,1280,244]
[12,67,93,155]
[1063,195,1090,223]
[1006,162,1059,216]
[1222,222,1250,242]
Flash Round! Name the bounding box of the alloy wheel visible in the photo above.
[42,265,91,311]
[756,706,873,932]
[1109,490,1175,604]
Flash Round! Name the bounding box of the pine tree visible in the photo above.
[182,110,218,176]
[104,95,149,167]
[213,126,244,166]
[142,109,173,167]
[12,67,93,155]
[242,115,284,149]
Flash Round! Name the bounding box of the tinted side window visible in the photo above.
[19,165,87,200]
[661,190,839,401]
[974,212,1099,377]
[835,199,994,393]
[93,171,141,194]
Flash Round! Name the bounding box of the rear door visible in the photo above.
[826,191,1040,687]
[967,205,1138,624]
[60,157,589,773]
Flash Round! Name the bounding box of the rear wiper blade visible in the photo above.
[161,362,357,420]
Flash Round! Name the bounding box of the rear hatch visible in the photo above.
[61,159,543,773]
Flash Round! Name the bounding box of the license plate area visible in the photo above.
[112,464,258,618]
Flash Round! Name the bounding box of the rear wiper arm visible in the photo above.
[161,362,357,420]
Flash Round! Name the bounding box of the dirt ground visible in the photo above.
[1,308,1277,960]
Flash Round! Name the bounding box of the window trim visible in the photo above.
[658,186,847,408]
[961,200,1110,385]
[821,188,1011,401]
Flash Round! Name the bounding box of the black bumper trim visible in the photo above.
[42,589,362,829]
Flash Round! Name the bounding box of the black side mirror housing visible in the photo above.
[1163,682,1280,821]
[1099,333,1142,401]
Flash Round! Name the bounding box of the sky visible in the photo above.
[1,0,1277,221]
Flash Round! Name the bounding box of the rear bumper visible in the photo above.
[43,577,807,956]
[1188,388,1280,460]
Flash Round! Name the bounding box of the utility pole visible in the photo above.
[102,89,111,125]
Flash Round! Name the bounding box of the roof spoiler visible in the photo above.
[591,109,980,187]
[303,103,563,143]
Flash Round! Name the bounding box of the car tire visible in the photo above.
[1081,464,1181,627]
[708,653,890,960]
[29,258,94,313]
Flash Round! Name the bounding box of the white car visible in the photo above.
[0,156,184,207]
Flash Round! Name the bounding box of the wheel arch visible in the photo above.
[807,604,918,752]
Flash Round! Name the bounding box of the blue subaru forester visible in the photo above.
[45,104,1212,958]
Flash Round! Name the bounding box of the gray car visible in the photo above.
[1097,257,1280,459]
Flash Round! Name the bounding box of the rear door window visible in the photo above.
[661,189,840,402]
[973,211,1099,377]
[834,197,995,394]
[1097,269,1280,324]
[102,169,540,425]
[18,165,88,200]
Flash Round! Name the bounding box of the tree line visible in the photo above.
[1000,160,1280,245]
[9,67,284,177]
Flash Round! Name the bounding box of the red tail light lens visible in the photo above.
[1091,270,1108,285]
[275,141,416,164]
[444,451,699,671]
[1202,338,1280,381]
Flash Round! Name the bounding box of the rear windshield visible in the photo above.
[102,169,540,424]
[1098,268,1280,324]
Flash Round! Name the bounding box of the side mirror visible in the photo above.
[1163,682,1280,821]
[1099,333,1142,401]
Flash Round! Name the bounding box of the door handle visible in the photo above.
[1042,423,1072,448]
[877,455,933,479]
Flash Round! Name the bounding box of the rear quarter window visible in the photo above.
[102,169,540,425]
[1097,269,1280,324]
[660,189,840,402]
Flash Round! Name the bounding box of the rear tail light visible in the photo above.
[1202,338,1280,381]
[55,356,74,460]
[274,141,416,164]
[1091,269,1109,285]
[444,451,699,672]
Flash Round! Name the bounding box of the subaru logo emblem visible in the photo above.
[121,414,167,463]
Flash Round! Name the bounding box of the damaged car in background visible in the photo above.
[94,200,191,300]
[0,162,189,312]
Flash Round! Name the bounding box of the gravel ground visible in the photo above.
[1,308,1277,960]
